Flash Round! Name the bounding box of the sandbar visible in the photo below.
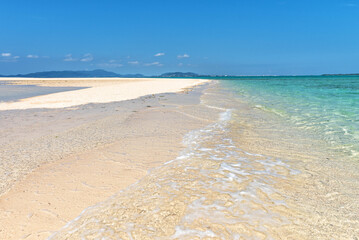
[0,77,209,110]
[0,78,217,239]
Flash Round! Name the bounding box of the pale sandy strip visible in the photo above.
[0,78,209,110]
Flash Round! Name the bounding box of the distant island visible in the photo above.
[0,69,145,78]
[1,69,359,78]
[159,72,200,78]
[0,69,216,78]
[321,73,359,76]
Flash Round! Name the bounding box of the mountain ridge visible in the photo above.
[0,70,210,78]
[0,69,145,78]
[1,69,358,78]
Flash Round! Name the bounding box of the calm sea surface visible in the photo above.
[45,76,359,239]
[0,81,84,103]
[220,75,359,159]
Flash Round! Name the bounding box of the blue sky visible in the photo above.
[0,0,358,75]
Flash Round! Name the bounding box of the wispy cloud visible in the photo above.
[80,53,94,62]
[27,54,39,59]
[1,53,20,62]
[345,3,357,7]
[97,63,123,68]
[144,61,163,67]
[64,54,76,61]
[64,53,93,62]
[154,52,165,57]
[177,53,190,59]
[178,63,183,66]
[128,61,139,65]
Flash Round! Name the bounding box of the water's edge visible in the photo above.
[50,80,359,239]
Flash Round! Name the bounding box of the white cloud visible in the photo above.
[64,54,76,61]
[345,3,357,7]
[27,54,39,59]
[64,53,93,62]
[128,61,139,65]
[144,62,163,67]
[80,53,94,62]
[177,53,190,59]
[109,59,116,63]
[154,52,165,57]
[0,53,20,62]
[98,63,123,68]
[178,63,183,66]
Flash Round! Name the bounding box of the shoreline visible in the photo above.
[2,78,358,238]
[0,79,217,239]
[0,77,209,110]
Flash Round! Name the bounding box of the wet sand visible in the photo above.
[49,82,359,239]
[2,79,358,239]
[0,77,208,110]
[0,79,213,239]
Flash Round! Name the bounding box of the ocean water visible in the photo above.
[0,81,84,103]
[219,75,359,159]
[51,77,359,239]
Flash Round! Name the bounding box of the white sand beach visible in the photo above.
[0,78,209,110]
[0,78,214,239]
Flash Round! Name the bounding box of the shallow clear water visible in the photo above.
[50,80,359,239]
[219,75,359,159]
[51,99,298,239]
[0,81,84,103]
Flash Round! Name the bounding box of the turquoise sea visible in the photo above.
[50,76,359,239]
[219,75,359,159]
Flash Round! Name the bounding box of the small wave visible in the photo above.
[50,106,299,239]
[254,104,287,117]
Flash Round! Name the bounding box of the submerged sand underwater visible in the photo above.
[0,79,358,239]
[51,82,359,239]
[0,78,211,239]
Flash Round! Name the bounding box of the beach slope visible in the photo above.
[0,77,208,110]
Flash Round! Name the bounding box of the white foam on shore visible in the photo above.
[167,107,296,239]
[49,102,299,239]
